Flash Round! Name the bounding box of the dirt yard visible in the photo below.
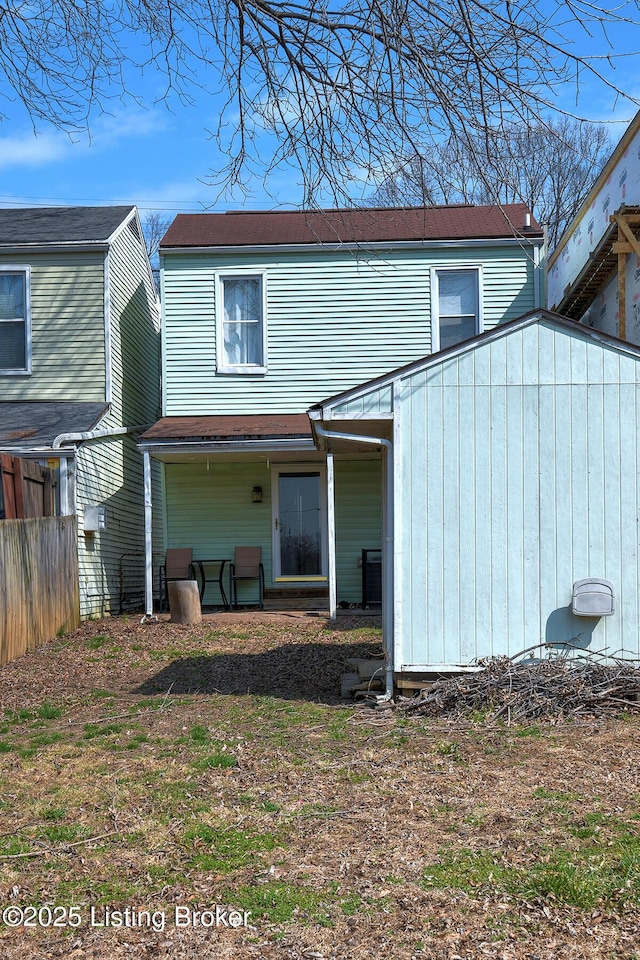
[0,612,639,959]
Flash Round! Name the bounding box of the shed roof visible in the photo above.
[140,414,312,443]
[0,402,109,451]
[0,206,134,246]
[161,204,542,248]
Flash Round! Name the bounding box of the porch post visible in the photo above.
[326,452,337,619]
[143,450,154,618]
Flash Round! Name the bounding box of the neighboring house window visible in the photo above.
[216,272,267,373]
[0,267,31,374]
[432,267,481,351]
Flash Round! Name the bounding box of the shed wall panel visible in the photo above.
[396,321,640,668]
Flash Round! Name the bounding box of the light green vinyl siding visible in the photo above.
[164,458,381,604]
[335,460,382,601]
[0,252,106,400]
[165,461,274,606]
[162,246,536,415]
[107,223,161,424]
[75,218,161,618]
[76,433,152,616]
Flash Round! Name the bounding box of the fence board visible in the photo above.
[0,517,79,665]
[0,455,53,520]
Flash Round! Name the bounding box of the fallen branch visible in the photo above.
[0,830,122,860]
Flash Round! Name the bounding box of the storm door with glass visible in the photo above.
[273,469,326,578]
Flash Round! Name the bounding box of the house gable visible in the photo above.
[311,310,640,419]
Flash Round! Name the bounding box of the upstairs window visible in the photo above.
[217,273,267,373]
[0,268,30,374]
[433,267,481,351]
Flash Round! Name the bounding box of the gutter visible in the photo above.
[137,437,316,455]
[0,242,110,255]
[161,236,544,256]
[311,419,394,699]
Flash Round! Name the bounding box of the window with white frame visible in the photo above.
[217,273,266,373]
[0,268,30,374]
[433,267,481,351]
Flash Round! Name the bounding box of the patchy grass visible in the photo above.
[193,750,238,770]
[0,612,639,958]
[184,824,279,873]
[424,819,640,909]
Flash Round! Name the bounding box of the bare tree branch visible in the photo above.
[371,118,612,247]
[0,1,635,204]
[142,211,172,291]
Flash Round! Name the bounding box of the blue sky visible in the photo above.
[0,6,639,219]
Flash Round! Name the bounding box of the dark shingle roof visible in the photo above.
[0,206,134,246]
[0,402,108,450]
[140,414,312,442]
[161,204,542,248]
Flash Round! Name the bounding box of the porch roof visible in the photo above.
[140,414,313,443]
[0,401,109,452]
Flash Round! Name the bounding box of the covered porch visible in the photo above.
[138,415,383,617]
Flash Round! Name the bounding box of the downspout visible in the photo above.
[312,422,394,699]
[142,450,155,622]
[52,424,152,448]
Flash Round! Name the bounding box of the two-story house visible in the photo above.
[0,206,161,619]
[139,205,544,631]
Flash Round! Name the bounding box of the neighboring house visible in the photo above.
[0,206,161,618]
[548,109,640,342]
[139,205,543,627]
[311,311,640,688]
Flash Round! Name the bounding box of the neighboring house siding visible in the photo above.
[162,247,535,415]
[107,222,162,425]
[76,433,145,616]
[76,218,161,618]
[395,321,640,668]
[0,253,106,401]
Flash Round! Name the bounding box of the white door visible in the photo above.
[272,466,327,580]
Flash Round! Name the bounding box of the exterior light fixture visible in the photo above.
[252,485,263,503]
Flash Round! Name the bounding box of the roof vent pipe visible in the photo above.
[524,212,531,229]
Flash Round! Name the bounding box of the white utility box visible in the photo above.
[572,578,615,617]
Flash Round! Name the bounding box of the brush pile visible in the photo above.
[398,655,640,722]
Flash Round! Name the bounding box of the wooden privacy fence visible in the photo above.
[0,516,79,666]
[0,454,54,520]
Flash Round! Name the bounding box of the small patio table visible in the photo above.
[193,559,230,610]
